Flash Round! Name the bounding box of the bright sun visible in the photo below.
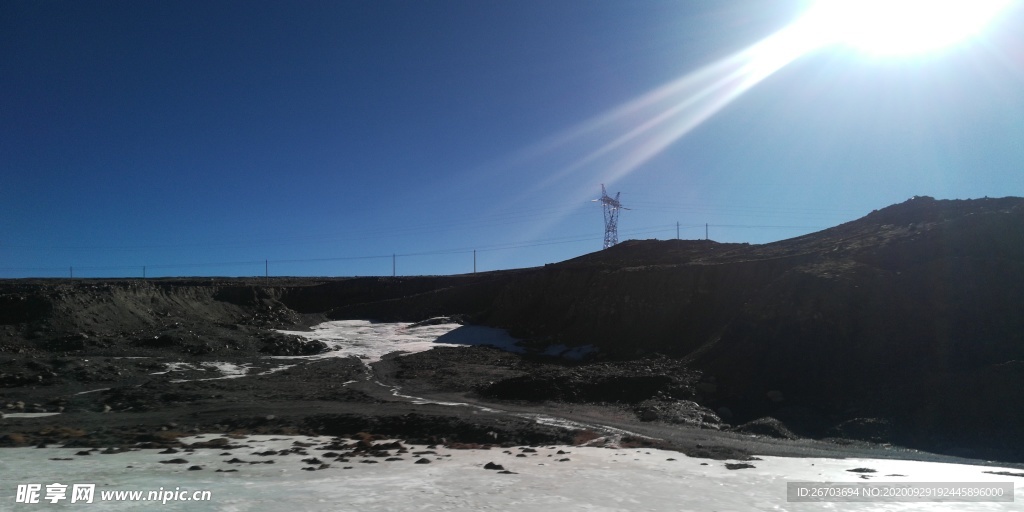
[802,0,1012,56]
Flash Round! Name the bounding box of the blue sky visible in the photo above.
[3,0,1023,278]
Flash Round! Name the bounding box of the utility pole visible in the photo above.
[69,266,73,279]
[473,250,476,273]
[143,266,146,279]
[676,221,680,239]
[392,254,396,277]
[706,223,709,240]
[265,260,268,283]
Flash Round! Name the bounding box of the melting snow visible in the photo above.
[1,435,1019,511]
[276,320,481,364]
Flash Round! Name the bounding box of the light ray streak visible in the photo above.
[508,21,820,244]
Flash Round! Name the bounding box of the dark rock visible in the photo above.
[729,417,799,440]
[984,471,1024,477]
[828,418,893,443]
[484,462,504,470]
[159,458,189,464]
[635,399,722,429]
[725,463,756,470]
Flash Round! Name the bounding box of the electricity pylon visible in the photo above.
[593,184,627,249]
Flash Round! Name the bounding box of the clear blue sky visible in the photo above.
[4,0,1023,278]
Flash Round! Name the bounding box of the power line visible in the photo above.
[0,222,823,277]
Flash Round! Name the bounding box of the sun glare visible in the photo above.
[803,0,1012,56]
[506,0,1013,227]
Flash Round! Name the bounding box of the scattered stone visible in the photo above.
[984,471,1024,478]
[847,468,877,473]
[188,466,203,471]
[215,469,238,473]
[159,448,179,454]
[190,438,231,449]
[415,458,431,464]
[498,470,517,474]
[159,458,189,464]
[635,399,722,429]
[385,457,403,461]
[75,451,92,456]
[725,463,756,470]
[484,462,504,470]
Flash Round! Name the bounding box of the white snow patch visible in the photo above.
[149,362,198,375]
[1,435,1020,511]
[277,320,594,364]
[276,320,478,364]
[151,361,255,383]
[73,387,110,396]
[1,412,62,419]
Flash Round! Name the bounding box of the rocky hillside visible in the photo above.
[2,195,1022,460]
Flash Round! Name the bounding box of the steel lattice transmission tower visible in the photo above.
[593,184,627,249]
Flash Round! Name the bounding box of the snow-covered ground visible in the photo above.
[1,434,1019,511]
[277,319,597,363]
[8,321,1019,510]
